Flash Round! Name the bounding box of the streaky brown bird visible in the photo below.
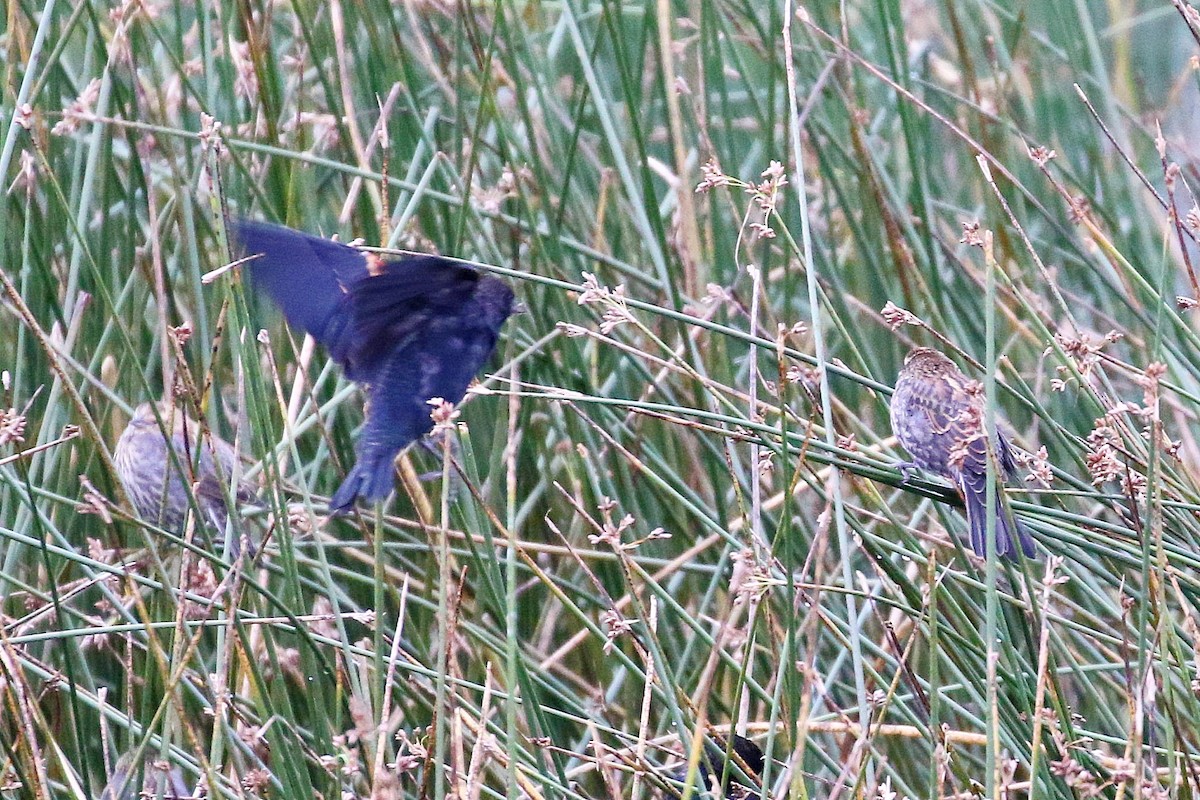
[889,347,1035,561]
[113,402,257,552]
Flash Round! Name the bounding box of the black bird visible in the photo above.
[890,347,1036,560]
[232,219,516,513]
[666,735,764,798]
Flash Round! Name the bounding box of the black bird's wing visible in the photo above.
[342,256,488,381]
[664,735,764,798]
[232,219,367,367]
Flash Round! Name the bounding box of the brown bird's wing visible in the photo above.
[176,422,259,522]
[947,390,1035,560]
[997,426,1018,479]
[898,374,970,475]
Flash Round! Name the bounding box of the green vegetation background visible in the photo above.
[2,1,1199,798]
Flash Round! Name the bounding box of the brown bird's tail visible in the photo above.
[960,471,1036,561]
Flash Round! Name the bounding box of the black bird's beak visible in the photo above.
[512,300,529,315]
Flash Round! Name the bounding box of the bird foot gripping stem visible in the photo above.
[895,460,920,485]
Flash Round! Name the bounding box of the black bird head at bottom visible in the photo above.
[231,219,516,513]
[665,735,765,798]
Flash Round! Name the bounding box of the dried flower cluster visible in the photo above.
[747,161,788,240]
[1137,361,1167,411]
[880,300,926,331]
[575,272,633,334]
[705,282,735,307]
[695,159,789,239]
[1049,330,1122,390]
[600,607,634,654]
[1029,146,1057,167]
[729,549,780,607]
[427,397,461,432]
[51,79,102,136]
[1041,708,1164,799]
[1084,406,1146,497]
[875,775,907,800]
[229,38,259,102]
[8,150,37,194]
[695,157,732,192]
[471,164,532,214]
[1078,358,1183,490]
[76,475,113,523]
[960,220,985,248]
[393,728,429,774]
[0,407,26,447]
[586,495,667,551]
[1022,445,1054,486]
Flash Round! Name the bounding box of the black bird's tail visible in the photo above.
[330,457,395,514]
[961,472,1036,561]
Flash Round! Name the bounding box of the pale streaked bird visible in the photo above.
[113,402,257,551]
[890,347,1036,561]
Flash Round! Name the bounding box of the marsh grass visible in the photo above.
[2,1,1200,798]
